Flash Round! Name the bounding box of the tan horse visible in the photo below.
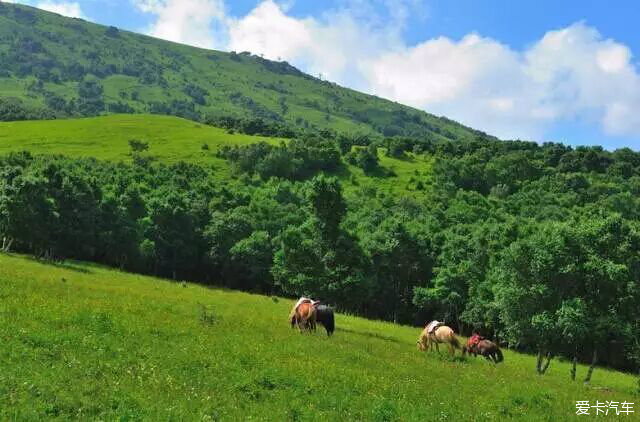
[289,299,317,333]
[417,325,462,356]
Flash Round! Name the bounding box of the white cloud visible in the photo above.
[133,0,640,140]
[133,0,227,49]
[226,0,403,89]
[36,1,85,18]
[523,24,640,137]
[1,0,86,19]
[362,24,640,139]
[228,1,314,64]
[597,44,630,74]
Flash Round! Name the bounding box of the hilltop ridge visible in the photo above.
[0,2,494,142]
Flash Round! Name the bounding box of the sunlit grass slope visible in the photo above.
[0,114,280,163]
[0,253,636,422]
[0,114,434,198]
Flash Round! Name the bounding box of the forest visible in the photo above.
[2,130,640,377]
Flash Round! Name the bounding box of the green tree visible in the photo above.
[230,231,273,292]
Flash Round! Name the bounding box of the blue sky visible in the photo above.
[9,0,640,150]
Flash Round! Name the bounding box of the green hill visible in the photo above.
[0,2,492,142]
[0,114,434,196]
[1,253,636,422]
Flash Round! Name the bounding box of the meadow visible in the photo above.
[0,253,636,422]
[0,114,279,164]
[0,114,433,198]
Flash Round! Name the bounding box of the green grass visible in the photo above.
[0,253,636,421]
[0,114,434,198]
[0,114,279,163]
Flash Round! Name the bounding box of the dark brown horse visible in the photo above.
[463,339,504,363]
[314,304,335,336]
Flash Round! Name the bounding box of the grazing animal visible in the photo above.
[291,301,317,333]
[465,333,485,351]
[463,339,504,363]
[289,297,312,328]
[314,304,335,336]
[417,325,461,356]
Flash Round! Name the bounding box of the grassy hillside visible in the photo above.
[0,114,434,197]
[0,114,279,163]
[0,2,492,142]
[0,253,636,422]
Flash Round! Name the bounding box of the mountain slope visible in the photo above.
[0,2,494,142]
[1,253,636,422]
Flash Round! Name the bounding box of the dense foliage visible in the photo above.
[218,139,341,180]
[2,134,640,376]
[0,97,54,121]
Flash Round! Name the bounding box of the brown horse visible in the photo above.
[417,325,462,356]
[463,339,504,363]
[289,300,317,333]
[465,333,485,351]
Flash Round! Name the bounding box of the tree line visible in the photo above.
[1,132,640,380]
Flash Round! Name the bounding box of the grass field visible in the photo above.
[0,253,636,422]
[0,114,434,198]
[0,114,280,164]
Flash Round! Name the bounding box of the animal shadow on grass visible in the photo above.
[338,327,403,344]
[24,256,93,274]
[198,304,217,326]
[426,351,469,365]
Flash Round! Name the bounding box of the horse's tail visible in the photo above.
[324,310,334,336]
[495,347,504,363]
[289,306,297,328]
[450,333,461,349]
